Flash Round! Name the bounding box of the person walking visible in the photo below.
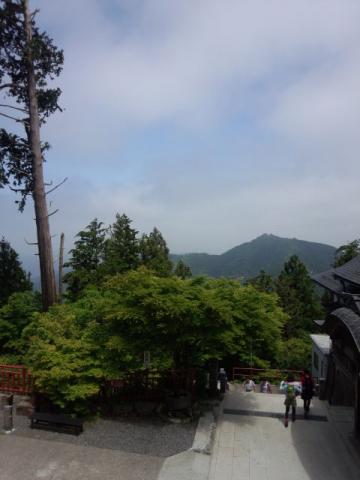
[260,379,272,393]
[218,368,228,394]
[301,369,314,418]
[281,374,301,427]
[243,378,256,392]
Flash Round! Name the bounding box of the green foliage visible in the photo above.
[174,259,192,279]
[246,270,275,293]
[278,337,312,370]
[334,239,360,267]
[100,270,286,369]
[0,237,32,306]
[64,219,107,300]
[103,213,139,275]
[0,291,41,360]
[64,216,175,299]
[23,269,286,411]
[276,255,323,338]
[24,303,107,413]
[139,228,173,276]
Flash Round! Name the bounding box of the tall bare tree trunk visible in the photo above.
[58,232,64,303]
[24,0,57,310]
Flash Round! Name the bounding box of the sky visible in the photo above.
[1,0,360,275]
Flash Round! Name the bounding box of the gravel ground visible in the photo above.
[12,414,197,457]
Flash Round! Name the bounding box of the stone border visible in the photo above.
[156,409,217,480]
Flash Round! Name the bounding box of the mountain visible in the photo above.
[171,234,336,279]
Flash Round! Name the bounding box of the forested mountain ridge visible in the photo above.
[171,234,336,279]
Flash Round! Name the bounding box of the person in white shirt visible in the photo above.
[243,378,256,392]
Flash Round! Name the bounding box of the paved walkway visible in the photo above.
[0,434,163,480]
[209,385,360,480]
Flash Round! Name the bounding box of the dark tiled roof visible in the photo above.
[333,255,360,285]
[330,307,360,352]
[312,269,343,293]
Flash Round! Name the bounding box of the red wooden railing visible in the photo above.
[232,367,303,382]
[0,364,33,395]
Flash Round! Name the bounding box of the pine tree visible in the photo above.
[174,259,192,279]
[0,237,32,306]
[247,270,274,293]
[0,0,64,310]
[103,213,139,274]
[139,227,173,276]
[276,255,322,338]
[64,219,107,300]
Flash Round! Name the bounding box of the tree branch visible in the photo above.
[48,209,59,217]
[12,167,33,178]
[0,83,14,91]
[9,186,26,193]
[0,111,25,123]
[46,177,68,195]
[0,104,28,113]
[24,238,38,246]
[31,9,40,19]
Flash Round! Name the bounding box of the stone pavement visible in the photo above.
[208,385,360,480]
[0,434,163,480]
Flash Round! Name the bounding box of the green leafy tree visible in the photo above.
[334,239,360,267]
[278,337,312,370]
[276,255,322,338]
[247,270,274,293]
[24,269,286,411]
[174,259,192,279]
[0,0,64,310]
[100,271,286,370]
[0,237,32,306]
[139,227,173,276]
[64,219,107,300]
[24,303,107,413]
[0,290,40,362]
[103,213,139,274]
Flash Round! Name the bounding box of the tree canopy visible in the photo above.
[174,259,192,279]
[334,239,360,267]
[63,219,107,301]
[103,213,139,275]
[0,237,32,306]
[276,255,322,338]
[23,269,286,411]
[139,228,173,276]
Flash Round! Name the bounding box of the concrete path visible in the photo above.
[209,385,360,480]
[0,434,163,480]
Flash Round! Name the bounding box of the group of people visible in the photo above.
[242,369,315,426]
[281,369,314,426]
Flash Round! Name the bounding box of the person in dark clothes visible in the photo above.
[218,368,228,393]
[301,369,314,418]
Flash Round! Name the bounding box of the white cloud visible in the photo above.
[2,0,360,273]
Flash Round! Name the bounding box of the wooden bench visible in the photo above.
[30,412,83,435]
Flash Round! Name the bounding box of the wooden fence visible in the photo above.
[103,369,197,404]
[0,364,33,395]
[232,367,303,382]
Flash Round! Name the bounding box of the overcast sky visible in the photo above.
[1,0,360,275]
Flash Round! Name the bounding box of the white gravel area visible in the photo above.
[12,414,197,457]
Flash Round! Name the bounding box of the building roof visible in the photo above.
[330,307,360,353]
[310,334,331,354]
[312,269,343,294]
[333,255,360,285]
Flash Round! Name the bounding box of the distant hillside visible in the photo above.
[171,234,336,279]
